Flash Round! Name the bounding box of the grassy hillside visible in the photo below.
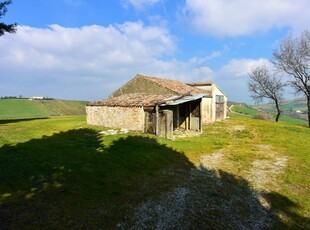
[274,114,308,126]
[280,100,307,111]
[231,104,308,126]
[231,104,260,116]
[254,98,308,121]
[0,99,87,119]
[0,115,309,229]
[255,98,307,112]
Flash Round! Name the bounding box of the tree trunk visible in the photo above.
[307,96,310,127]
[275,99,281,122]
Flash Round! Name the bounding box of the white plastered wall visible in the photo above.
[194,84,227,122]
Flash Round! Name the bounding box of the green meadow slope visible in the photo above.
[231,104,308,126]
[0,99,87,119]
[255,98,307,112]
[254,98,308,122]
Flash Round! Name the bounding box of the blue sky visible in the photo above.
[1,0,309,103]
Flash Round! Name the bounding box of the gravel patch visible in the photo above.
[230,125,246,131]
[200,152,224,169]
[122,187,189,230]
[247,145,288,191]
[117,144,286,229]
[119,164,278,229]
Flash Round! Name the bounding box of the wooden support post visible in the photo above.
[199,100,203,133]
[185,104,189,130]
[189,103,192,130]
[155,105,159,136]
[176,105,180,128]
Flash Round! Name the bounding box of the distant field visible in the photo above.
[254,98,307,112]
[231,105,260,116]
[280,100,307,111]
[0,99,87,119]
[231,105,308,126]
[276,114,308,126]
[0,115,309,229]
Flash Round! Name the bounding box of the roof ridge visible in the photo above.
[187,82,214,86]
[137,73,203,95]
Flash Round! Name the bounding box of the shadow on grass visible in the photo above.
[0,117,49,125]
[0,129,308,229]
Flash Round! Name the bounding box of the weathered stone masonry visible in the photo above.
[86,106,145,131]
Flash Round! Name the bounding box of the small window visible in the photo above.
[216,95,224,103]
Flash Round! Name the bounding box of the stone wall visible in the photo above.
[86,106,145,131]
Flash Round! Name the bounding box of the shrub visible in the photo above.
[254,112,270,120]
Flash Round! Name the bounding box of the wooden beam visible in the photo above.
[189,103,192,130]
[155,105,159,136]
[185,104,189,130]
[177,105,179,128]
[200,100,203,132]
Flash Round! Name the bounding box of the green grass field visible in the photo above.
[231,105,260,116]
[0,115,309,229]
[255,99,307,112]
[0,99,87,119]
[276,115,308,126]
[232,104,308,126]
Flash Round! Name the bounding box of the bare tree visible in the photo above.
[0,0,16,36]
[272,30,310,127]
[248,65,285,122]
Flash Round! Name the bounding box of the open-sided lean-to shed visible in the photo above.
[86,93,206,139]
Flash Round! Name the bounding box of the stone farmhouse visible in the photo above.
[86,74,227,138]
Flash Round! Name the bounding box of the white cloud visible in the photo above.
[189,51,221,65]
[182,0,310,36]
[0,23,175,100]
[148,58,272,103]
[219,58,270,78]
[121,0,161,10]
[0,23,270,103]
[214,58,270,102]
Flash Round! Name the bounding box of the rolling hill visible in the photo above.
[230,104,308,126]
[0,99,88,119]
[253,98,308,121]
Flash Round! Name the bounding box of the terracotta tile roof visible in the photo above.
[187,82,214,86]
[87,94,175,107]
[138,74,204,95]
